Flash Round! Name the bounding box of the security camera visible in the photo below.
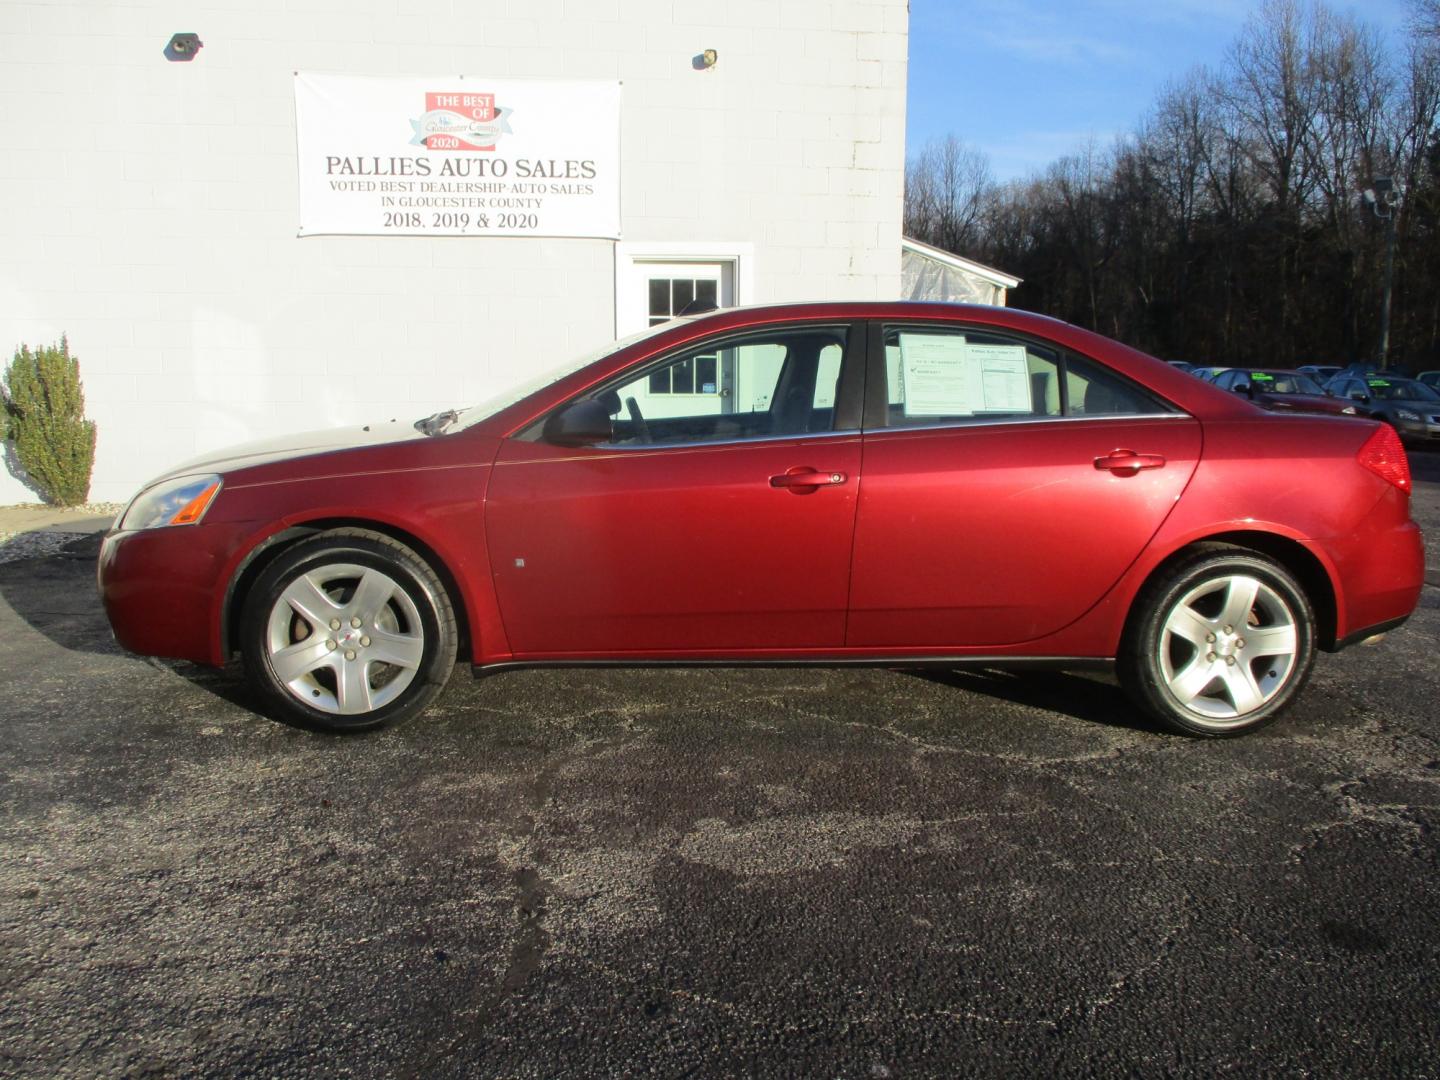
[165,33,204,61]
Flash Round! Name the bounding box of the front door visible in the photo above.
[485,322,863,657]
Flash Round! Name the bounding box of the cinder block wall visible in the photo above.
[0,0,908,502]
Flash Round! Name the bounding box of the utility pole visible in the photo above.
[1364,177,1402,370]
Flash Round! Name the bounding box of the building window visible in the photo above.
[647,274,720,393]
[615,245,751,337]
[648,275,719,326]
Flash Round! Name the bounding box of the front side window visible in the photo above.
[878,325,1164,428]
[601,326,848,446]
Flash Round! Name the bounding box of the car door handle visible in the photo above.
[1094,450,1166,475]
[770,467,848,490]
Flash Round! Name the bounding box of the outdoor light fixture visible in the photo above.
[694,48,718,70]
[165,33,204,61]
[1371,176,1400,207]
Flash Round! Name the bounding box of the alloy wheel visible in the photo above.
[264,561,426,715]
[1156,573,1299,727]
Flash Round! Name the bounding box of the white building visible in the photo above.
[1,0,922,503]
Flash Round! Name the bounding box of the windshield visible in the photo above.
[453,320,688,430]
[1365,378,1440,402]
[1250,372,1322,395]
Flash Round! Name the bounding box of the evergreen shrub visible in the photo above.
[3,336,97,506]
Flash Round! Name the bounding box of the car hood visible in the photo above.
[155,420,427,483]
[1374,397,1440,411]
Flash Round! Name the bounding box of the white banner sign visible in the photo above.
[294,73,621,238]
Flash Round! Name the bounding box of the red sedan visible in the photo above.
[98,303,1424,737]
[1210,367,1360,417]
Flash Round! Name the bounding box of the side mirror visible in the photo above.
[543,397,613,447]
[1232,382,1251,397]
[1350,391,1369,403]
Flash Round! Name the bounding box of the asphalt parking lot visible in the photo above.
[2,455,1438,1078]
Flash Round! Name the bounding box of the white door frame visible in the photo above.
[613,241,756,337]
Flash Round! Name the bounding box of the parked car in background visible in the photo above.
[1325,374,1440,446]
[1298,364,1343,384]
[1212,368,1359,416]
[1418,370,1440,390]
[97,302,1423,739]
[1189,366,1230,382]
[1167,360,1195,373]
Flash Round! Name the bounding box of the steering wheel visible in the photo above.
[624,396,651,443]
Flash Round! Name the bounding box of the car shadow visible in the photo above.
[0,533,121,657]
[0,538,343,730]
[903,667,1170,736]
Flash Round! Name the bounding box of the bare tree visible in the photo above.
[1305,9,1389,223]
[1225,0,1325,215]
[1410,0,1440,40]
[1389,41,1440,191]
[903,136,994,253]
[1385,41,1440,357]
[1043,140,1122,331]
[1300,8,1392,354]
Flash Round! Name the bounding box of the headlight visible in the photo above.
[119,474,223,531]
[1394,408,1421,422]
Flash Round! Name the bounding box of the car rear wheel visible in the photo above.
[1120,545,1315,737]
[240,530,458,731]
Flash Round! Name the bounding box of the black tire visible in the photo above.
[1119,544,1316,737]
[240,529,458,731]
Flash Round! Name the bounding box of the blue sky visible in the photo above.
[906,0,1417,181]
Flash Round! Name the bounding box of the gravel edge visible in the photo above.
[0,531,94,565]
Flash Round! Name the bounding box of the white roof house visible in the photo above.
[902,236,1022,307]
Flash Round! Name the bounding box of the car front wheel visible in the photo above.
[1119,545,1315,737]
[240,530,458,731]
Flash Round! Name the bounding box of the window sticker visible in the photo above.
[898,334,1033,417]
[970,344,1033,412]
[1251,372,1274,381]
[1368,379,1390,388]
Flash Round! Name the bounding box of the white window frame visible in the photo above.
[613,241,756,337]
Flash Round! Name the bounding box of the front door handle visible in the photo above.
[770,467,848,491]
[1094,450,1166,476]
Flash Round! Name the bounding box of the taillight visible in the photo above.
[1357,423,1411,493]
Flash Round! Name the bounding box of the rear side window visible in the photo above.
[878,325,1165,428]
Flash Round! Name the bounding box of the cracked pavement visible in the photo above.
[2,452,1438,1077]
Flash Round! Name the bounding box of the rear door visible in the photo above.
[847,321,1202,648]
